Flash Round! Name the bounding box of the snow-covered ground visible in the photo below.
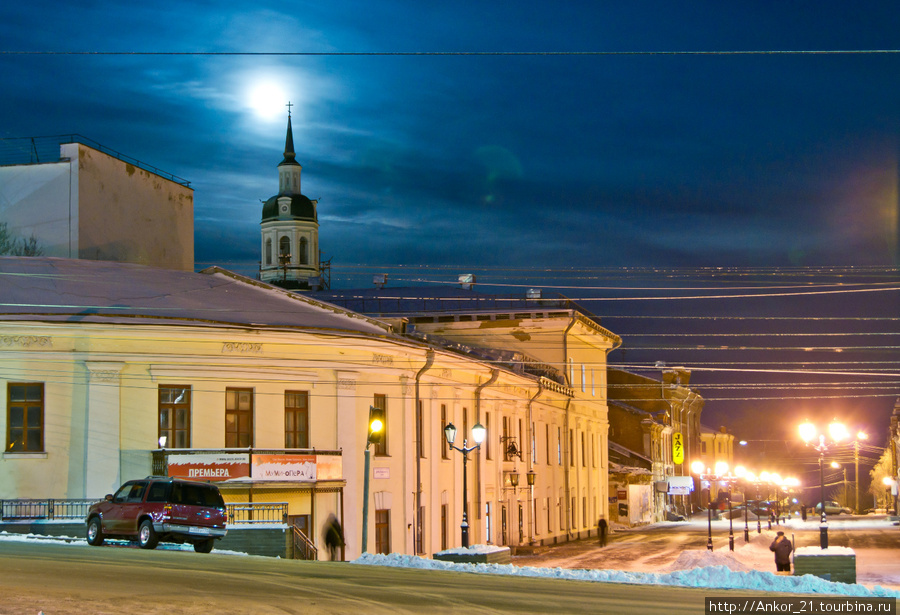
[4,516,899,598]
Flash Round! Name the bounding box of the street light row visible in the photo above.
[690,460,800,551]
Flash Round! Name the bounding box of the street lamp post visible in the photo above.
[735,467,750,542]
[444,421,486,548]
[854,432,868,514]
[691,460,730,551]
[800,419,848,549]
[361,407,384,554]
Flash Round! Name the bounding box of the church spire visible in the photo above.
[280,102,299,166]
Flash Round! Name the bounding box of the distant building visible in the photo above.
[258,113,322,290]
[311,284,621,544]
[0,136,193,270]
[607,367,705,522]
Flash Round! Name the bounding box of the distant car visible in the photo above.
[814,501,852,515]
[86,476,228,553]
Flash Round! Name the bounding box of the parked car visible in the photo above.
[86,476,228,553]
[814,501,853,515]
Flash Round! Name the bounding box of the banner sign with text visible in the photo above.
[167,453,250,481]
[672,432,684,465]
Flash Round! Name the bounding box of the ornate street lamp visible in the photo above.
[800,419,847,549]
[444,421,486,548]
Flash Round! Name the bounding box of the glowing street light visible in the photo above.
[444,421,487,548]
[799,419,847,549]
[692,461,737,551]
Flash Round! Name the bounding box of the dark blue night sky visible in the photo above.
[2,1,899,485]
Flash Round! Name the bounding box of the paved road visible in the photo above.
[512,515,900,582]
[0,541,720,615]
[2,518,896,614]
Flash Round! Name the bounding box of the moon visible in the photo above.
[248,81,289,120]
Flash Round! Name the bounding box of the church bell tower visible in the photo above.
[259,107,320,289]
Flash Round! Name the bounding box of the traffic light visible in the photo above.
[367,405,385,444]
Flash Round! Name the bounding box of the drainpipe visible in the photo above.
[474,368,499,539]
[414,349,435,555]
[527,381,543,544]
[561,314,577,542]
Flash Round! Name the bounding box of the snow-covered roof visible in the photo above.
[0,257,392,336]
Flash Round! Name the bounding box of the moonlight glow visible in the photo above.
[248,82,289,120]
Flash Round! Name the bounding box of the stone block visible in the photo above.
[793,553,856,584]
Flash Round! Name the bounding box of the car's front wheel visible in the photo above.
[86,517,104,546]
[138,520,159,549]
[193,539,214,554]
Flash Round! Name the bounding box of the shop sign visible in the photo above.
[252,454,317,481]
[167,453,250,481]
[672,432,684,465]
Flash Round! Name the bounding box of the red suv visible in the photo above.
[86,476,228,553]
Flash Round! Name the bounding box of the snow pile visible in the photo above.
[795,546,855,556]
[664,549,752,572]
[351,550,900,598]
[437,544,509,555]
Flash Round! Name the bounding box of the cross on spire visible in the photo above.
[286,101,293,116]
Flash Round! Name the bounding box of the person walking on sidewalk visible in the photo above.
[769,530,793,572]
[597,517,608,547]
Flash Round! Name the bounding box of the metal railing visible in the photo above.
[0,135,191,187]
[292,524,318,560]
[226,502,288,525]
[1,499,98,521]
[1,499,288,526]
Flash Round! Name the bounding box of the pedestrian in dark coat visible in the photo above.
[800,504,807,521]
[325,514,344,561]
[597,517,608,547]
[769,530,793,572]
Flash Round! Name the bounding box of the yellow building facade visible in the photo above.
[0,258,613,558]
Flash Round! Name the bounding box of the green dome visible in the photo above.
[261,194,316,222]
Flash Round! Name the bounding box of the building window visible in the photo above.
[279,236,291,258]
[559,495,565,528]
[375,509,391,554]
[416,506,425,554]
[158,385,190,449]
[581,432,587,466]
[462,407,468,445]
[591,368,595,397]
[6,383,43,452]
[441,503,448,550]
[265,238,272,265]
[557,427,562,465]
[298,237,309,265]
[545,423,550,464]
[581,364,585,392]
[416,400,424,459]
[441,404,449,459]
[373,394,387,456]
[284,391,309,448]
[502,416,509,460]
[701,441,707,454]
[546,497,551,533]
[485,502,492,544]
[569,430,575,467]
[225,388,253,448]
[532,421,536,464]
[485,411,492,460]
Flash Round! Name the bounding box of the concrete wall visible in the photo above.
[74,144,193,271]
[0,142,193,270]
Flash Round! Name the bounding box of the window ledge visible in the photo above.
[3,452,48,459]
